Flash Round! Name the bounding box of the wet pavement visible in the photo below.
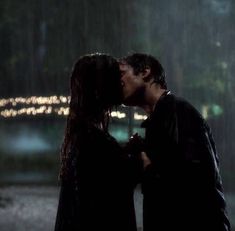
[0,185,234,231]
[0,186,59,231]
[0,185,143,231]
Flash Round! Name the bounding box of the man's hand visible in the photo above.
[125,133,145,158]
[141,151,151,169]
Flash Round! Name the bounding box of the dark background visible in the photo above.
[0,0,234,230]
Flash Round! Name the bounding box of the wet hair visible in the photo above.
[60,53,122,180]
[120,53,167,89]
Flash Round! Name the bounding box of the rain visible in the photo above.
[0,0,235,230]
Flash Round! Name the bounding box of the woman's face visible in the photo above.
[72,54,123,115]
[101,61,123,107]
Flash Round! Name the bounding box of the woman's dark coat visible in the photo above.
[54,122,139,231]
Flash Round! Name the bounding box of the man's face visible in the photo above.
[119,63,145,106]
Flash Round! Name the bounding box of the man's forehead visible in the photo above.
[119,62,131,70]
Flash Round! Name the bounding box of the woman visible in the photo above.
[54,53,141,231]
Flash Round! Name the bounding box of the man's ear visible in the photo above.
[142,68,151,82]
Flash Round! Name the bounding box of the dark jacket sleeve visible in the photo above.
[169,101,231,230]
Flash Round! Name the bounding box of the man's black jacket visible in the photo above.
[141,92,231,231]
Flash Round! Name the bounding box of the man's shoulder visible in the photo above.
[159,92,192,107]
[169,94,200,114]
[168,94,193,107]
[145,93,204,125]
[160,93,195,112]
[162,93,205,124]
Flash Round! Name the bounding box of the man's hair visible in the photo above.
[120,53,167,89]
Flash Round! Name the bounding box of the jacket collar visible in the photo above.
[141,90,171,128]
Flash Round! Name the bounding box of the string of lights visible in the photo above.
[0,96,70,107]
[0,96,147,120]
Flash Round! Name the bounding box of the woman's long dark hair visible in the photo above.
[59,53,122,180]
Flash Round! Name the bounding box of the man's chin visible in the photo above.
[122,97,137,106]
[122,88,144,107]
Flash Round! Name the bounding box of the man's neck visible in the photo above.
[140,85,167,116]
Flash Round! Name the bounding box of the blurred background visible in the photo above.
[0,0,234,230]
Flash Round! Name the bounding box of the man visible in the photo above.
[119,53,231,231]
